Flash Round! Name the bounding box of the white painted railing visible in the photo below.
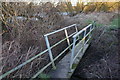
[44,24,78,69]
[0,24,78,79]
[0,22,95,79]
[70,22,95,69]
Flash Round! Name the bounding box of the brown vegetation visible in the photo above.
[71,26,119,79]
[1,2,66,78]
[0,1,119,78]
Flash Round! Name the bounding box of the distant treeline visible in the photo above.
[1,2,120,18]
[58,2,120,13]
[1,2,119,31]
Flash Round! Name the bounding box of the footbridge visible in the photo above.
[0,21,96,79]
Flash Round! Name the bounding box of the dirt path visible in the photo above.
[70,27,119,79]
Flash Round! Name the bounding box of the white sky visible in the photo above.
[71,0,78,6]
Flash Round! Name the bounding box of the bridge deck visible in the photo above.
[48,43,89,78]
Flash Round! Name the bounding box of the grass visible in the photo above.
[72,63,78,69]
[86,19,104,27]
[108,17,120,30]
[86,20,93,24]
[85,17,120,30]
[96,23,103,27]
[38,73,50,80]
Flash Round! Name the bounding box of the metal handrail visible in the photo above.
[0,22,95,79]
[44,24,77,36]
[51,31,77,49]
[70,22,95,69]
[0,24,78,79]
[73,24,92,38]
[44,24,78,69]
[32,34,82,78]
[32,42,74,78]
[0,49,49,79]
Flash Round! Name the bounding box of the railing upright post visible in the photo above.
[75,24,78,33]
[82,30,86,52]
[70,37,76,69]
[44,35,56,69]
[89,25,92,39]
[64,29,71,50]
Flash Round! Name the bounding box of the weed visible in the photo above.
[108,17,120,30]
[38,73,50,80]
[95,22,103,27]
[85,20,93,24]
[72,63,78,69]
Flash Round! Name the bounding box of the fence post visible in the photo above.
[64,29,71,50]
[70,37,76,69]
[44,35,56,69]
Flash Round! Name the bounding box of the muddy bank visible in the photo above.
[70,27,119,79]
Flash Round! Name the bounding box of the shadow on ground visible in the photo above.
[70,27,119,80]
